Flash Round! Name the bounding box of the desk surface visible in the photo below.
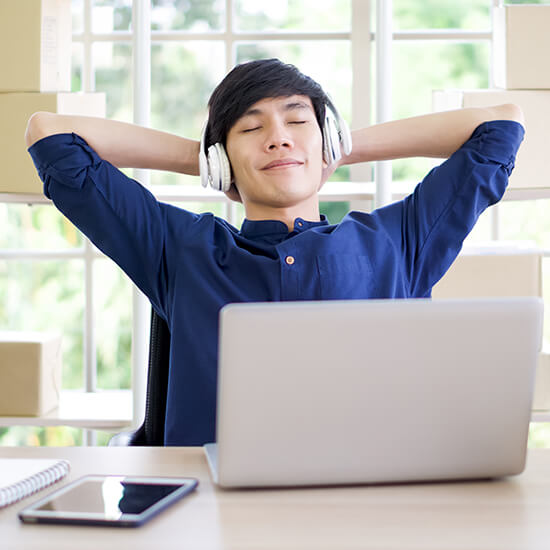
[2,446,550,550]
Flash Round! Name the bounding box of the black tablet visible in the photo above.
[18,475,198,527]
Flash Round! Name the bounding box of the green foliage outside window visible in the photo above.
[3,0,550,446]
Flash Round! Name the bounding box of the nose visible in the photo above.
[264,121,294,152]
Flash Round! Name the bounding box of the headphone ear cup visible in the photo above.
[217,144,232,192]
[199,120,210,188]
[207,143,232,192]
[199,148,210,188]
[336,113,352,156]
[323,111,341,165]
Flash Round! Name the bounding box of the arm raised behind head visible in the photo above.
[25,112,200,175]
[337,103,525,167]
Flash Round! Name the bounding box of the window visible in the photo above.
[1,0,549,446]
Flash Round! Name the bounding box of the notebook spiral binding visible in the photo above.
[0,460,70,508]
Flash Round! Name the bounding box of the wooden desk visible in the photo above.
[2,446,550,549]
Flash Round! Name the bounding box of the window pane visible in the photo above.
[92,0,132,32]
[320,201,349,224]
[234,0,351,32]
[543,257,550,349]
[506,0,550,4]
[0,426,83,446]
[0,205,83,249]
[229,202,245,227]
[529,423,550,449]
[72,42,83,92]
[151,0,225,31]
[392,41,489,184]
[393,0,490,31]
[72,0,84,34]
[235,41,351,183]
[93,42,133,121]
[95,259,132,390]
[151,41,225,186]
[0,260,84,389]
[462,207,492,244]
[498,200,550,246]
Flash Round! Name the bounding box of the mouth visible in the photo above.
[261,158,304,170]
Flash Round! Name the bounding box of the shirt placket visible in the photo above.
[277,243,300,301]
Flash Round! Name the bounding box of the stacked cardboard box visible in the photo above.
[432,243,542,300]
[0,2,105,416]
[433,6,550,409]
[0,332,62,416]
[433,5,550,191]
[0,0,105,194]
[433,243,550,409]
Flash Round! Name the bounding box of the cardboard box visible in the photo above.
[434,243,546,413]
[0,332,62,416]
[493,5,550,90]
[0,0,71,92]
[433,89,550,190]
[432,243,542,299]
[0,92,106,194]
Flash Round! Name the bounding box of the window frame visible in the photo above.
[2,0,547,445]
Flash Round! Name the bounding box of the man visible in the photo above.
[25,58,525,445]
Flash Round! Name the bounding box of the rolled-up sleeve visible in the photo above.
[28,133,169,314]
[374,119,525,298]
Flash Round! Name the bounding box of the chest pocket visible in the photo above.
[316,254,376,300]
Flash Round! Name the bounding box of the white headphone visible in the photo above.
[199,102,352,192]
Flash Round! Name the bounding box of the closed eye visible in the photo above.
[241,120,307,132]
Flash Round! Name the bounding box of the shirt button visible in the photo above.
[285,255,295,265]
[297,221,303,227]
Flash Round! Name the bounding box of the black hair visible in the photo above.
[205,58,331,149]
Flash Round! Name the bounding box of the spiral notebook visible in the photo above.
[0,458,70,508]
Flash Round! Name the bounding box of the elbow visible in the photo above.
[503,103,525,126]
[489,103,525,127]
[25,111,55,148]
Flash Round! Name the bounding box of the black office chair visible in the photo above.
[109,309,170,446]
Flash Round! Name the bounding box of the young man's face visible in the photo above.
[225,95,325,211]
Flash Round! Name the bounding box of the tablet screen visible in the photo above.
[38,478,180,515]
[20,475,198,526]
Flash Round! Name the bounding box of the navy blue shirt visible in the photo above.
[28,120,525,445]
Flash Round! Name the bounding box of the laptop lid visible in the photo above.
[210,298,543,488]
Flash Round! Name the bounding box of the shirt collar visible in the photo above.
[240,215,329,240]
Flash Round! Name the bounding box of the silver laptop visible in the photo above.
[204,298,543,488]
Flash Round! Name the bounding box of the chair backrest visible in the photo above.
[109,308,171,446]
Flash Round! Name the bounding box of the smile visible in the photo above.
[261,159,304,170]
